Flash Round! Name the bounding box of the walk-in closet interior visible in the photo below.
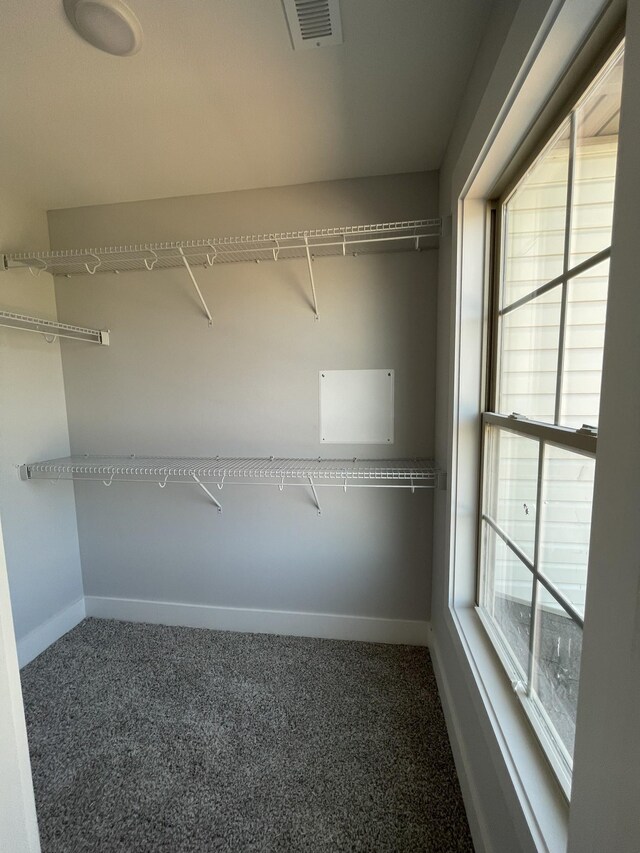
[2,1,640,852]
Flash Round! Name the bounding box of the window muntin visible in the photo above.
[478,41,624,796]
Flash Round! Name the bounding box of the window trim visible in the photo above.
[489,23,626,203]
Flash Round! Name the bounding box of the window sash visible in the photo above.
[482,412,596,455]
[478,415,595,795]
[490,43,624,425]
[479,413,595,629]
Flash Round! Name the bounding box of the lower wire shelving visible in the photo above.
[20,455,444,515]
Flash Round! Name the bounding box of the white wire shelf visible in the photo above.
[1,220,439,324]
[0,310,109,345]
[21,455,439,483]
[20,455,443,515]
[2,220,440,277]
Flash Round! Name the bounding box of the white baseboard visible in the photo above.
[14,595,428,669]
[17,597,86,669]
[84,595,430,646]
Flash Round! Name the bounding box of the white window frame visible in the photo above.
[438,3,625,850]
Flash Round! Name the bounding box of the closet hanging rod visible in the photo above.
[1,219,441,277]
[0,310,109,345]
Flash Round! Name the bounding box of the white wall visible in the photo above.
[0,518,40,852]
[47,173,437,638]
[0,191,84,850]
[0,195,83,664]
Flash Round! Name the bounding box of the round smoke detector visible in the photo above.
[63,0,143,56]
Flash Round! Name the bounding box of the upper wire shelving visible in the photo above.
[20,454,443,515]
[1,219,440,323]
[2,220,440,275]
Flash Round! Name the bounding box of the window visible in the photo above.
[477,42,624,796]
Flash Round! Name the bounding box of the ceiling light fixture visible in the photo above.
[63,0,143,56]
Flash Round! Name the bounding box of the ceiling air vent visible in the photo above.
[282,0,343,50]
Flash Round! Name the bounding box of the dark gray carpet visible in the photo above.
[21,618,473,852]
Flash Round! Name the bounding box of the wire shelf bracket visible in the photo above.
[308,475,322,515]
[191,473,222,513]
[179,247,213,326]
[303,236,320,320]
[1,219,440,323]
[0,310,109,345]
[19,455,445,515]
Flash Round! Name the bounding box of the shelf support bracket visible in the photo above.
[179,247,213,326]
[303,237,319,320]
[191,473,222,513]
[308,476,322,516]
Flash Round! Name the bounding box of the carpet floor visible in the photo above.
[20,618,473,852]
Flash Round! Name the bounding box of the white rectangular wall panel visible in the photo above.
[320,369,394,444]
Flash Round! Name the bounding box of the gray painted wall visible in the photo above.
[0,195,83,643]
[48,172,437,621]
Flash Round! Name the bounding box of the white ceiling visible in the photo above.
[0,0,494,211]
